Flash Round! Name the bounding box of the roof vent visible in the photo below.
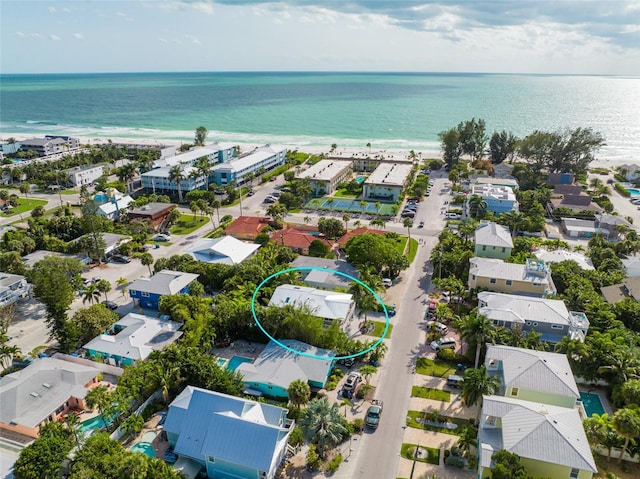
[42,383,51,388]
[30,392,40,398]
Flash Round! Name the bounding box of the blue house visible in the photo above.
[470,184,519,215]
[128,270,199,310]
[164,386,293,479]
[235,340,335,399]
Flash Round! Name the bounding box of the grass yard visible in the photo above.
[1,198,47,216]
[370,320,393,338]
[406,237,418,263]
[333,189,358,198]
[169,216,209,235]
[406,411,476,437]
[411,386,451,402]
[415,357,457,378]
[400,443,440,465]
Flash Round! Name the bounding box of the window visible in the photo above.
[526,321,532,326]
[472,275,476,280]
[208,456,215,463]
[551,324,564,330]
[510,387,519,397]
[502,247,506,252]
[569,468,579,479]
[490,278,496,284]
[505,280,512,286]
[141,291,150,298]
[482,245,486,250]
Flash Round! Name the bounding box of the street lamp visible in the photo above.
[409,443,420,479]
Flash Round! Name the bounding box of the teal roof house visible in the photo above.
[83,313,182,366]
[235,340,335,399]
[164,386,293,479]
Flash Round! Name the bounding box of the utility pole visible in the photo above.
[409,443,420,479]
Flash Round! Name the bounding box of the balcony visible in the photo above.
[0,284,30,306]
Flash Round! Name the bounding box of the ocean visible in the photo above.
[1,72,638,162]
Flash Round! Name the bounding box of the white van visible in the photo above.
[426,321,448,335]
[430,337,457,351]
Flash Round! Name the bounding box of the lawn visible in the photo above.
[333,188,358,198]
[415,357,457,378]
[1,198,47,216]
[400,443,440,465]
[406,238,418,263]
[406,411,476,437]
[370,320,393,338]
[411,386,451,402]
[169,216,209,235]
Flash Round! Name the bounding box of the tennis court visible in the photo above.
[305,197,396,216]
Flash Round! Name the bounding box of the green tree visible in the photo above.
[458,313,494,368]
[19,182,30,200]
[168,165,185,202]
[317,217,345,240]
[95,279,112,302]
[299,397,347,458]
[82,284,101,305]
[121,413,144,439]
[612,406,640,464]
[342,213,350,231]
[287,378,311,408]
[490,450,532,479]
[308,239,329,257]
[583,413,614,461]
[403,217,413,243]
[13,427,73,479]
[345,233,409,278]
[489,130,519,164]
[266,203,287,225]
[194,125,208,146]
[85,385,114,425]
[438,127,462,168]
[140,252,154,276]
[71,304,118,345]
[462,365,502,423]
[359,364,377,385]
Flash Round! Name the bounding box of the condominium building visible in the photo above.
[212,144,287,186]
[295,159,353,196]
[64,164,105,187]
[20,136,79,157]
[363,162,413,202]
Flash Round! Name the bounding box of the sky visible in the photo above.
[1,0,639,75]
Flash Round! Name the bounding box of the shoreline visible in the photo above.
[0,133,630,170]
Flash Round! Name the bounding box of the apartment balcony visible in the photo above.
[0,284,31,306]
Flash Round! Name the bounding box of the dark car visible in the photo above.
[110,254,131,264]
[101,301,118,310]
[418,221,425,228]
[401,211,415,218]
[365,400,383,429]
[247,190,255,196]
[338,357,356,368]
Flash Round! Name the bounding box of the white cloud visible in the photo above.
[15,31,25,37]
[116,11,133,22]
[48,6,56,14]
[49,34,61,41]
[191,2,214,15]
[73,33,84,40]
[184,34,201,44]
[62,7,71,13]
[30,33,44,40]
[158,37,169,43]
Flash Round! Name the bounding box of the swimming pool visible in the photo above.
[131,442,156,457]
[626,188,640,195]
[227,355,252,371]
[78,415,106,434]
[580,391,605,417]
[217,358,228,368]
[355,176,367,184]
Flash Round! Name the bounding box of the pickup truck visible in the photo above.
[365,400,383,429]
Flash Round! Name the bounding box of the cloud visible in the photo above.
[49,34,61,41]
[30,33,45,40]
[184,34,201,44]
[16,31,25,37]
[116,11,133,22]
[191,2,214,15]
[158,37,169,43]
[73,33,84,40]
[48,6,56,14]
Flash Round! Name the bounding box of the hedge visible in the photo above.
[615,183,631,197]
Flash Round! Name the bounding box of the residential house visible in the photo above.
[363,162,413,202]
[127,202,176,231]
[550,184,602,215]
[0,273,31,307]
[600,276,640,304]
[96,193,134,220]
[21,250,91,269]
[533,248,594,270]
[225,216,271,241]
[290,256,358,290]
[69,232,131,258]
[295,159,353,196]
[561,218,607,239]
[469,184,518,215]
[468,257,556,297]
[128,270,200,310]
[478,292,590,345]
[164,386,293,479]
[269,228,332,255]
[269,284,354,326]
[83,313,182,366]
[470,175,519,191]
[595,213,634,240]
[64,164,105,187]
[547,173,576,185]
[212,144,287,186]
[186,236,260,265]
[617,164,640,182]
[474,222,514,259]
[621,254,640,277]
[0,358,101,439]
[235,339,335,398]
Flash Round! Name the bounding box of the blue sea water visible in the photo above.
[0,72,638,161]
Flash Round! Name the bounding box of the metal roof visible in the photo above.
[533,248,594,270]
[269,284,353,320]
[475,222,514,248]
[186,236,260,265]
[478,292,572,327]
[128,270,199,296]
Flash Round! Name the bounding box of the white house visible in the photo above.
[295,159,353,196]
[470,184,518,214]
[269,284,354,324]
[363,162,413,202]
[96,194,134,220]
[64,164,105,187]
[0,273,31,307]
[185,236,260,265]
[533,248,594,271]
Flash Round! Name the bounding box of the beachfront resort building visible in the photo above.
[164,386,293,479]
[295,159,352,196]
[469,184,518,214]
[153,143,235,169]
[468,257,556,297]
[363,162,413,202]
[212,144,287,186]
[64,164,105,187]
[185,236,260,265]
[478,345,597,479]
[478,292,590,344]
[0,357,102,439]
[19,135,80,157]
[235,339,336,398]
[268,284,354,326]
[474,222,513,259]
[0,273,31,308]
[128,270,200,310]
[83,313,182,366]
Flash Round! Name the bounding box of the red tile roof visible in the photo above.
[225,216,271,237]
[337,227,387,248]
[269,228,332,252]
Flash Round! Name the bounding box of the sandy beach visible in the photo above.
[0,133,629,170]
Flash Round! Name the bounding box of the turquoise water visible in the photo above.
[626,188,640,195]
[355,176,366,184]
[1,72,638,162]
[78,416,106,434]
[216,358,227,368]
[131,442,156,458]
[227,356,252,371]
[580,392,605,417]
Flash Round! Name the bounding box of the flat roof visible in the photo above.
[296,159,352,181]
[213,145,287,174]
[365,162,413,187]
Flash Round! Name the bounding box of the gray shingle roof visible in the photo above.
[478,292,572,327]
[475,222,514,248]
[128,270,199,296]
[479,395,596,472]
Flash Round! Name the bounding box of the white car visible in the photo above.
[382,278,392,288]
[430,337,457,351]
[445,213,461,219]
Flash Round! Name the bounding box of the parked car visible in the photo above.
[445,213,461,219]
[101,300,118,310]
[343,371,362,392]
[338,357,356,368]
[110,254,132,264]
[446,375,464,389]
[151,235,170,242]
[213,189,226,195]
[382,278,392,288]
[365,400,384,429]
[401,211,415,218]
[426,321,448,334]
[430,337,457,351]
[247,190,255,196]
[418,220,425,228]
[263,196,277,204]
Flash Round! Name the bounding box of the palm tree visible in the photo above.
[95,279,111,302]
[117,163,138,193]
[369,341,388,364]
[403,217,413,243]
[19,183,30,201]
[168,165,185,202]
[299,397,347,458]
[359,365,377,385]
[462,366,502,423]
[287,379,311,409]
[468,194,488,219]
[457,425,477,457]
[612,407,640,464]
[193,156,212,189]
[266,204,287,224]
[342,213,350,231]
[359,200,367,215]
[0,343,20,367]
[458,314,494,368]
[140,252,154,276]
[153,362,180,404]
[82,284,101,305]
[85,385,112,425]
[211,199,221,224]
[121,413,144,439]
[584,413,613,461]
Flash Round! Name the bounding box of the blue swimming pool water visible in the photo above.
[217,358,227,368]
[355,176,366,184]
[227,355,252,371]
[131,442,156,458]
[78,416,106,434]
[580,392,605,417]
[626,188,640,195]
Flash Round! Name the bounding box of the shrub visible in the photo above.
[325,454,343,473]
[141,399,164,421]
[331,368,345,379]
[615,183,630,197]
[254,233,270,245]
[356,384,372,399]
[306,445,321,471]
[342,421,354,437]
[444,449,451,458]
[325,381,337,391]
[451,446,461,457]
[445,455,465,468]
[288,427,304,447]
[221,214,233,224]
[351,418,364,433]
[436,349,457,361]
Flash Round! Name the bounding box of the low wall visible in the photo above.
[53,353,124,377]
[110,390,162,441]
[593,445,640,464]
